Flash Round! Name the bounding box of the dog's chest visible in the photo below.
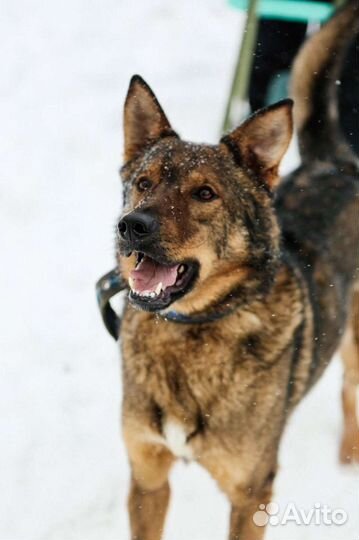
[122,311,261,455]
[162,419,194,459]
[125,323,236,405]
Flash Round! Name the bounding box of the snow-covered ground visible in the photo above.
[1,1,358,539]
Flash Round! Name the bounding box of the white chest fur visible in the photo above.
[163,420,193,460]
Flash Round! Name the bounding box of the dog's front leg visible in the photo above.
[227,471,275,540]
[128,474,171,540]
[229,495,270,540]
[227,467,276,540]
[202,449,276,540]
[124,424,174,540]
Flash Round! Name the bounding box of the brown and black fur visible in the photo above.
[112,2,359,539]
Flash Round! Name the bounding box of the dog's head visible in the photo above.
[117,75,293,314]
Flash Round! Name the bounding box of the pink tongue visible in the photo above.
[130,257,179,293]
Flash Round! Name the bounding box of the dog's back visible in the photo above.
[276,1,359,399]
[270,3,359,471]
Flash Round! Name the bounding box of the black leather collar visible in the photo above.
[96,268,235,340]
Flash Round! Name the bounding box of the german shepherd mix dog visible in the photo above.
[111,2,359,539]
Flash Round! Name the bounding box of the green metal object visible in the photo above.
[265,69,290,105]
[229,0,334,22]
[222,0,335,133]
[223,0,259,132]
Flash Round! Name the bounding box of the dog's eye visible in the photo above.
[136,177,152,192]
[192,186,218,202]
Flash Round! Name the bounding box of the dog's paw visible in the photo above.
[339,429,359,464]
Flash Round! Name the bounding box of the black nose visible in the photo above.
[118,211,159,242]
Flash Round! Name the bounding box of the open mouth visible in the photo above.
[128,252,198,311]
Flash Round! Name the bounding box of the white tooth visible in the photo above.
[129,277,135,290]
[155,282,162,296]
[178,265,185,274]
[142,290,151,297]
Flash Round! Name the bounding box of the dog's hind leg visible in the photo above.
[125,436,174,540]
[339,289,359,464]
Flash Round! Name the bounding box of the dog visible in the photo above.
[107,2,359,538]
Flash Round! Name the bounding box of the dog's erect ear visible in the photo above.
[220,100,293,188]
[123,75,177,162]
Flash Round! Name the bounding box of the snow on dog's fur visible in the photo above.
[110,3,359,538]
